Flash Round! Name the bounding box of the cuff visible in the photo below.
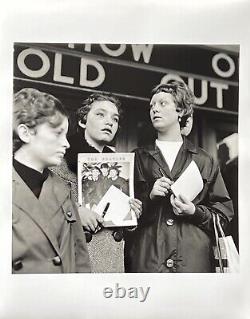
[189,206,205,225]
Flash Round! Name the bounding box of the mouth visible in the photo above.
[101,128,113,135]
[152,116,162,121]
[56,151,65,157]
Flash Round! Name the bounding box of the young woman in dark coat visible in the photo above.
[124,81,234,273]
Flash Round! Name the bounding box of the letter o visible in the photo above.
[212,53,235,78]
[100,44,126,57]
[17,48,50,78]
[160,74,184,84]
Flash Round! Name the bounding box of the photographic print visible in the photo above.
[3,1,249,313]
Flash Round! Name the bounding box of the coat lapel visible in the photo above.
[146,145,172,179]
[144,137,198,181]
[12,168,69,255]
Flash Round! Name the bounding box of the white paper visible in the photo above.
[95,185,137,227]
[171,160,203,201]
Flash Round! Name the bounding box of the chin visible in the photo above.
[98,135,114,143]
[48,158,62,167]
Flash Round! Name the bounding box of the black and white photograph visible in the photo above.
[12,42,239,274]
[1,1,250,318]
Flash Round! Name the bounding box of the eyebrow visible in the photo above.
[94,107,119,117]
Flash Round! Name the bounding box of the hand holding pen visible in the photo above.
[93,202,110,233]
[149,168,174,200]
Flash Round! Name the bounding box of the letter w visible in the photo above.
[131,45,154,63]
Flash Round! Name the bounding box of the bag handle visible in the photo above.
[216,214,226,238]
[212,213,224,273]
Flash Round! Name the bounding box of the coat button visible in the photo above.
[166,219,174,226]
[13,260,23,271]
[166,259,174,268]
[67,211,72,217]
[52,256,62,266]
[112,230,123,242]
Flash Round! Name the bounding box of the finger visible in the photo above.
[94,225,102,233]
[83,224,91,232]
[154,190,167,197]
[173,197,185,210]
[88,223,96,232]
[173,207,182,216]
[95,214,104,224]
[129,198,142,207]
[178,193,190,204]
[160,177,173,184]
[170,194,175,206]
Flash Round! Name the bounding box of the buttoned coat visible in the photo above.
[12,167,91,274]
[124,137,234,273]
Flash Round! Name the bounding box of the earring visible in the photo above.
[178,116,181,122]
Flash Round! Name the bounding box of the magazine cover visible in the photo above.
[78,152,136,227]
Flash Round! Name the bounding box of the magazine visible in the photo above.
[77,153,137,227]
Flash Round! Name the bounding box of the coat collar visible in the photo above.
[143,136,198,155]
[141,137,197,180]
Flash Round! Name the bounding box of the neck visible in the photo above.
[157,124,183,142]
[14,148,44,173]
[84,131,104,153]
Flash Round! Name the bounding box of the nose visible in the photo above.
[151,103,159,114]
[62,135,70,149]
[105,116,113,127]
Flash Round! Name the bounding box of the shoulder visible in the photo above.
[48,169,72,190]
[133,144,154,155]
[194,146,217,166]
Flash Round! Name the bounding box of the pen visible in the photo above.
[102,202,110,218]
[158,168,175,197]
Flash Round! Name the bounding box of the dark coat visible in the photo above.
[124,137,234,273]
[12,167,91,274]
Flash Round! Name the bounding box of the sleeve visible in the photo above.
[71,194,91,273]
[133,150,160,225]
[188,157,234,235]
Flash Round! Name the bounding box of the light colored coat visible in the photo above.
[12,168,91,274]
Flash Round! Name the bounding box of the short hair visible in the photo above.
[109,166,120,175]
[92,166,101,174]
[77,92,123,125]
[13,88,67,152]
[100,163,109,169]
[151,80,194,128]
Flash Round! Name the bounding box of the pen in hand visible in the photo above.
[158,168,175,197]
[102,202,110,218]
[93,202,110,234]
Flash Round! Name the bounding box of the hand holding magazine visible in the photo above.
[95,185,137,227]
[78,153,137,227]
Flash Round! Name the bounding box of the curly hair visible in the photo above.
[76,92,123,125]
[13,88,67,152]
[151,80,194,128]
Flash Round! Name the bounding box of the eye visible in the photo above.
[96,112,104,117]
[160,100,167,106]
[113,117,119,123]
[55,130,63,136]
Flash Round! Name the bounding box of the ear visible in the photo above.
[78,120,86,129]
[16,124,33,144]
[176,108,184,117]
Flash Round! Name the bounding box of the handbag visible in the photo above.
[212,213,240,273]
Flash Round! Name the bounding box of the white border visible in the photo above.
[1,1,250,318]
